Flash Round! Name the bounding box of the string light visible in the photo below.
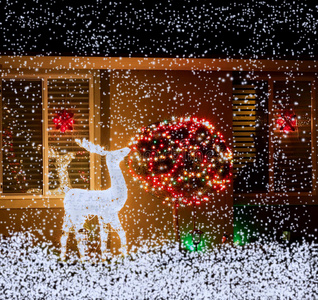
[128,116,232,205]
[48,147,76,195]
[276,111,297,133]
[60,139,130,261]
[53,109,74,133]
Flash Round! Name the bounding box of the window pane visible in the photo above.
[273,81,312,192]
[47,79,90,195]
[1,79,43,193]
[233,81,269,193]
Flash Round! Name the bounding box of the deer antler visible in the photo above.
[48,147,57,158]
[75,138,108,156]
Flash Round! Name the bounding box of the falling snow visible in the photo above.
[0,1,318,58]
[1,1,318,299]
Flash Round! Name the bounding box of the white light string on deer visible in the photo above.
[48,147,76,195]
[60,138,130,261]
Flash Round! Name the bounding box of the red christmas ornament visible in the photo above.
[276,111,297,133]
[128,116,232,205]
[53,110,74,133]
[222,234,228,244]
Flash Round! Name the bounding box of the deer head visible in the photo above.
[75,138,108,156]
[75,138,130,161]
[107,147,131,163]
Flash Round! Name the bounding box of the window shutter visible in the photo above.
[47,79,90,195]
[233,84,258,174]
[233,82,269,193]
[1,79,43,194]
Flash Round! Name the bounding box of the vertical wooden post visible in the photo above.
[93,70,101,190]
[42,77,49,195]
[192,203,198,251]
[172,201,180,243]
[0,79,2,193]
[268,79,275,196]
[192,203,197,231]
[311,79,317,197]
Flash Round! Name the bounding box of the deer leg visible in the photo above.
[110,215,127,255]
[99,221,111,260]
[60,214,72,260]
[74,219,88,262]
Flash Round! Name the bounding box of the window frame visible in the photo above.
[1,67,317,207]
[233,74,317,205]
[0,71,100,208]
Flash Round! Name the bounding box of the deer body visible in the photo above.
[60,140,130,261]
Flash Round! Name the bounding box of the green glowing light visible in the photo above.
[182,234,205,252]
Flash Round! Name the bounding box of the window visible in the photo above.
[47,79,91,195]
[272,81,312,193]
[233,78,314,198]
[1,77,92,196]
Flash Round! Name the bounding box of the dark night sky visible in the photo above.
[0,0,318,59]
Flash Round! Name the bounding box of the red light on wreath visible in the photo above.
[276,112,297,133]
[128,116,232,206]
[53,110,74,133]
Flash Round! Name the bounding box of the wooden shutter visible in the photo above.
[47,79,90,194]
[1,79,43,194]
[232,82,269,193]
[233,84,258,174]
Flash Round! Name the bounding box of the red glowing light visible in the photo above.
[128,116,232,205]
[276,112,297,133]
[53,110,74,133]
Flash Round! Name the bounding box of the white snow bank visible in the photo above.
[0,232,317,299]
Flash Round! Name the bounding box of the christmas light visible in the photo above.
[276,111,297,133]
[128,117,232,205]
[53,109,74,133]
[60,139,130,261]
[48,147,76,195]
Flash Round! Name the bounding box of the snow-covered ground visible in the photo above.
[0,232,317,299]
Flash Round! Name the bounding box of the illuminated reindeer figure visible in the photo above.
[48,147,76,195]
[60,139,130,261]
